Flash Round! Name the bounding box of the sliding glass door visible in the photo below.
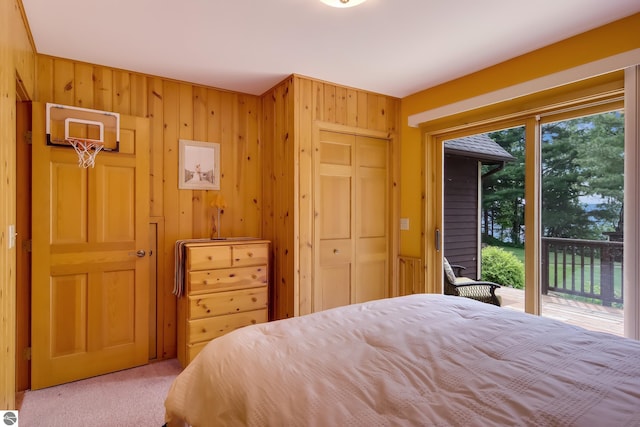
[442,126,526,312]
[540,109,624,335]
[436,102,625,336]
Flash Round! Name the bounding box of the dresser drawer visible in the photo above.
[232,243,269,267]
[188,309,268,344]
[187,341,208,363]
[188,265,267,294]
[187,245,232,270]
[189,287,268,319]
[178,240,271,368]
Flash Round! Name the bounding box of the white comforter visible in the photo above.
[165,294,640,426]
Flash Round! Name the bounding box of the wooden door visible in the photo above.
[31,103,150,389]
[313,130,389,312]
[314,131,355,311]
[354,136,389,303]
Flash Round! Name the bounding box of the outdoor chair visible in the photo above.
[443,257,502,306]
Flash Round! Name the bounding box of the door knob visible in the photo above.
[136,250,146,257]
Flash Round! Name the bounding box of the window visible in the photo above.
[423,68,640,339]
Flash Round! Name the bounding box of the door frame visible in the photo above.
[15,100,31,392]
[309,122,398,313]
[421,78,639,337]
[30,103,151,388]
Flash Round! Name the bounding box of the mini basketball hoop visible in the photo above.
[45,103,120,168]
[67,138,105,168]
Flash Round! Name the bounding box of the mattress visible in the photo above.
[165,294,640,426]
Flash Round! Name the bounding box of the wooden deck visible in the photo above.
[496,286,624,337]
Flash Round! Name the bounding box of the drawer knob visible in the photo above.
[248,252,253,257]
[333,249,340,254]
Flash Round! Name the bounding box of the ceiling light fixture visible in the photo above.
[320,0,368,8]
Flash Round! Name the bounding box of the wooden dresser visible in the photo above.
[176,239,270,367]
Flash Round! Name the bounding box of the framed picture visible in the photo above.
[178,139,220,190]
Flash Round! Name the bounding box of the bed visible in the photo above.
[164,294,640,426]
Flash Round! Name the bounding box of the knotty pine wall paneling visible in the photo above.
[0,14,17,406]
[297,78,314,316]
[161,80,181,358]
[1,0,35,409]
[261,76,295,320]
[32,55,263,361]
[262,74,400,320]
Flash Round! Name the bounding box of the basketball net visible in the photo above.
[67,138,104,168]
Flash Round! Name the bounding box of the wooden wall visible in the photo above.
[32,55,263,360]
[261,77,295,320]
[398,256,423,296]
[261,75,400,320]
[1,0,35,410]
[5,21,401,404]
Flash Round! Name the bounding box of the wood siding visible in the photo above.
[5,30,400,402]
[1,0,35,409]
[444,155,479,279]
[32,55,263,361]
[261,77,295,320]
[13,58,400,390]
[262,75,400,319]
[398,256,423,296]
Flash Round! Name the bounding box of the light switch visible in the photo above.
[400,218,409,231]
[8,224,16,249]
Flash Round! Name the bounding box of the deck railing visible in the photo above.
[541,237,623,307]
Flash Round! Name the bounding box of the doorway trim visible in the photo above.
[421,74,637,338]
[624,65,640,340]
[307,121,398,314]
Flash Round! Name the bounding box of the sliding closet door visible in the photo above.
[314,131,355,311]
[355,136,389,303]
[313,130,389,312]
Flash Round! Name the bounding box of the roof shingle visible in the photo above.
[444,134,515,163]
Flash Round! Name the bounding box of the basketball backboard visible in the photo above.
[46,103,120,152]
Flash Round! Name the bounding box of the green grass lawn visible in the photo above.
[498,246,524,264]
[485,243,623,304]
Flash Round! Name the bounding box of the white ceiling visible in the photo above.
[21,0,640,98]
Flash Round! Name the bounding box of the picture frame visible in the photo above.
[178,139,220,190]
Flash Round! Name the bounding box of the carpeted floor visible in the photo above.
[18,359,182,427]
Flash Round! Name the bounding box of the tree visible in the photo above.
[481,110,624,244]
[574,111,624,233]
[483,127,525,245]
[542,111,624,238]
[541,120,595,238]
